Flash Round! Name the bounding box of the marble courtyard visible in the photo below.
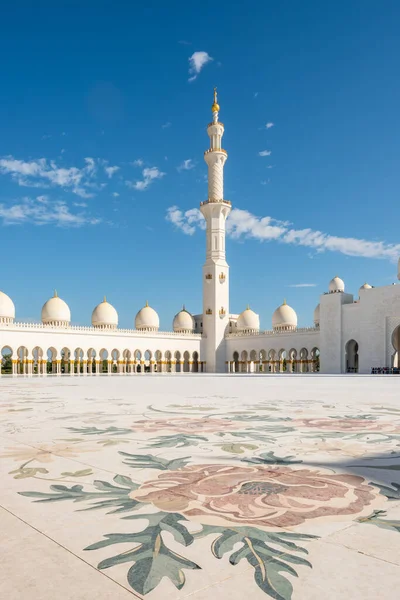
[1,374,400,599]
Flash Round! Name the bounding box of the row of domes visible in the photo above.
[0,290,194,332]
[0,275,377,332]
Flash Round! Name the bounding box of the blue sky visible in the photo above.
[1,0,399,329]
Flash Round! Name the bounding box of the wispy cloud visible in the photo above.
[0,196,100,227]
[112,192,120,197]
[103,164,119,178]
[132,159,144,167]
[166,205,400,262]
[177,159,195,172]
[188,51,213,82]
[126,166,165,191]
[265,122,274,129]
[0,155,99,197]
[162,122,171,129]
[261,179,270,185]
[259,150,272,157]
[178,40,191,46]
[166,205,206,235]
[288,283,317,288]
[41,134,52,140]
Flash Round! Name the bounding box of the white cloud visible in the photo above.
[132,159,144,167]
[254,92,259,98]
[265,122,274,129]
[188,51,213,81]
[259,150,272,157]
[288,283,317,288]
[166,205,400,262]
[41,134,52,140]
[177,159,195,172]
[127,166,165,191]
[162,122,171,129]
[166,206,205,235]
[0,196,100,227]
[112,192,120,197]
[104,165,119,178]
[0,155,98,197]
[261,179,270,185]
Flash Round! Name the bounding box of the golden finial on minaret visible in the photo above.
[145,300,149,307]
[103,295,107,303]
[211,87,220,113]
[54,289,58,298]
[283,298,287,305]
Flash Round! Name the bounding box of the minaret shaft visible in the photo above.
[200,89,231,373]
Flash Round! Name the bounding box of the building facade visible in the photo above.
[1,92,400,376]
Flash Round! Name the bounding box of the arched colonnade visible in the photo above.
[0,346,203,376]
[228,347,320,373]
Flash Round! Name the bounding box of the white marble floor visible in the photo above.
[1,374,400,599]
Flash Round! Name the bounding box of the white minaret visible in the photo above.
[200,88,231,373]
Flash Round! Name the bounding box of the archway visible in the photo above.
[249,350,257,373]
[123,349,131,373]
[61,347,71,374]
[289,348,297,373]
[100,348,109,373]
[1,346,13,375]
[391,326,400,368]
[259,349,267,373]
[46,347,57,374]
[111,349,120,373]
[74,348,84,374]
[268,349,276,373]
[87,348,96,374]
[175,351,181,373]
[155,350,162,373]
[233,351,239,373]
[345,340,359,373]
[311,347,320,373]
[17,346,28,375]
[165,350,172,373]
[278,349,287,373]
[144,350,152,373]
[192,351,199,373]
[134,350,142,373]
[241,350,248,373]
[299,348,308,373]
[32,346,43,375]
[183,351,190,372]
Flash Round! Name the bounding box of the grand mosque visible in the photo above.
[1,91,400,376]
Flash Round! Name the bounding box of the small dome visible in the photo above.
[92,297,118,329]
[329,275,345,293]
[272,300,297,331]
[359,282,372,295]
[0,290,15,323]
[314,303,320,326]
[135,301,159,331]
[237,306,260,332]
[41,291,71,326]
[173,306,194,333]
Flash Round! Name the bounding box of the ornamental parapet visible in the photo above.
[0,322,202,338]
[226,326,319,338]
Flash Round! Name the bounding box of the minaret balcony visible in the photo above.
[204,148,227,156]
[200,199,231,207]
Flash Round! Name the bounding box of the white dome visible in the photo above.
[313,303,320,326]
[92,297,118,329]
[359,282,372,296]
[135,302,159,331]
[41,291,71,326]
[329,276,345,293]
[173,307,194,333]
[0,290,15,323]
[272,300,297,331]
[237,307,260,332]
